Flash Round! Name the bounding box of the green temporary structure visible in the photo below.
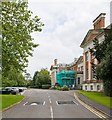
[56,70,75,87]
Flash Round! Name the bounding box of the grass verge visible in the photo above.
[78,90,112,108]
[0,94,24,110]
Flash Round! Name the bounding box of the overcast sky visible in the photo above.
[27,0,111,77]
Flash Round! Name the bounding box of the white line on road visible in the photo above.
[43,101,45,105]
[56,101,58,105]
[73,101,78,105]
[47,94,54,119]
[50,105,53,119]
[23,102,28,106]
[49,98,52,104]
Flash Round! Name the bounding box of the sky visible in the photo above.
[27,0,111,77]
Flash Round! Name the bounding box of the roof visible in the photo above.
[80,29,103,48]
[93,13,106,23]
[76,56,83,64]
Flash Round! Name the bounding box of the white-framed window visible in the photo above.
[85,85,87,90]
[97,85,100,91]
[81,66,83,71]
[90,85,93,90]
[78,77,80,84]
[92,64,96,79]
[86,69,88,79]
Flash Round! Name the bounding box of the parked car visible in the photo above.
[11,87,19,95]
[18,87,24,92]
[3,87,19,95]
[0,87,12,94]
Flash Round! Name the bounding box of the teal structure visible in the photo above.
[56,70,75,87]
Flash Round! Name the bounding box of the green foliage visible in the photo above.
[2,66,27,87]
[78,90,112,108]
[42,84,51,89]
[49,86,57,90]
[61,85,69,91]
[1,1,44,87]
[93,25,112,96]
[33,69,51,88]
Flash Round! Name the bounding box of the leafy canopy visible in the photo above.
[33,69,51,88]
[2,1,44,76]
[93,25,112,96]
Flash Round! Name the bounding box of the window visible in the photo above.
[78,77,80,84]
[85,86,87,90]
[85,52,88,61]
[92,65,96,79]
[86,69,88,79]
[97,85,100,91]
[90,85,93,90]
[81,66,83,71]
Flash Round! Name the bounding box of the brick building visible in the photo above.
[80,13,106,91]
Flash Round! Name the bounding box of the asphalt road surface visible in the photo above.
[2,89,99,119]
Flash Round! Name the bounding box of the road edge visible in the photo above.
[74,92,111,119]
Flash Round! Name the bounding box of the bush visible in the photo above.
[49,86,56,90]
[62,85,69,91]
[42,84,51,89]
[56,86,62,90]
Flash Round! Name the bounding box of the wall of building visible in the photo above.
[82,83,103,92]
[110,1,112,24]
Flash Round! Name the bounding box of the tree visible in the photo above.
[2,1,44,76]
[32,71,39,86]
[2,66,27,87]
[1,1,44,86]
[33,69,51,88]
[93,25,112,96]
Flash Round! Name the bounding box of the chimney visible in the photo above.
[54,59,58,66]
[93,13,106,29]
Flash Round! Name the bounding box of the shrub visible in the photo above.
[56,86,62,90]
[49,86,57,90]
[62,85,69,91]
[42,84,51,89]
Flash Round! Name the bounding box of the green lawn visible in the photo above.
[0,95,24,110]
[78,90,112,108]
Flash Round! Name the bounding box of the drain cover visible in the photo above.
[25,101,44,105]
[57,101,76,105]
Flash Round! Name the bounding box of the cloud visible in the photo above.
[27,0,110,77]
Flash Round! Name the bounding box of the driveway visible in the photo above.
[2,89,99,119]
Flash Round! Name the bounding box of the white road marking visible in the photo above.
[49,99,52,104]
[43,101,45,105]
[30,103,37,105]
[47,94,53,119]
[50,105,53,119]
[73,101,78,105]
[23,102,28,106]
[56,101,59,105]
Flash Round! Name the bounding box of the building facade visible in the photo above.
[80,13,106,91]
[50,58,78,88]
[75,56,83,90]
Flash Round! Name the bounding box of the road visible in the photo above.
[2,89,99,119]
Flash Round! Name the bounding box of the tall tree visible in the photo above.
[2,1,44,77]
[33,69,51,88]
[93,25,112,96]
